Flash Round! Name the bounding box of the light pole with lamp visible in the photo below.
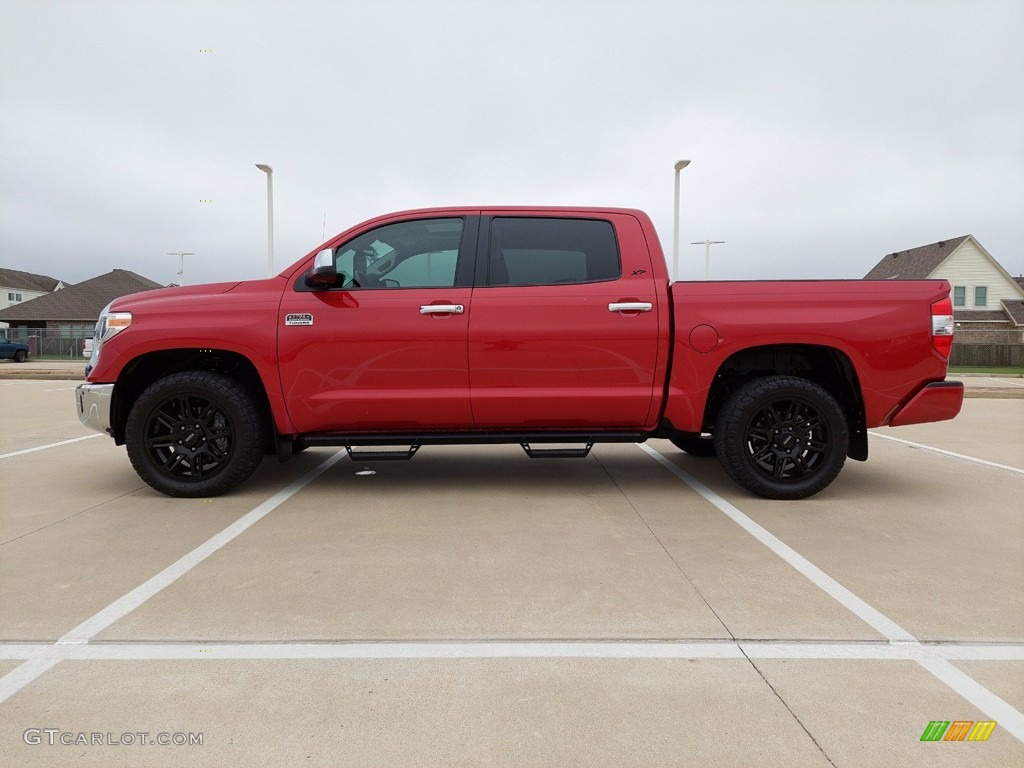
[167,251,195,286]
[672,159,691,282]
[691,239,725,280]
[255,164,274,276]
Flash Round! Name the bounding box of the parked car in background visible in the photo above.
[0,334,29,362]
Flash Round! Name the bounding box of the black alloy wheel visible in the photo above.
[714,375,848,500]
[126,371,264,497]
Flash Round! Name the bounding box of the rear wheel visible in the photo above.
[125,371,265,497]
[14,349,27,362]
[669,433,717,457]
[714,375,848,500]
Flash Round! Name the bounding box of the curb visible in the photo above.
[0,372,85,381]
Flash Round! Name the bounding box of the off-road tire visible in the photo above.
[714,375,848,500]
[125,371,265,498]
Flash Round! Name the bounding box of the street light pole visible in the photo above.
[256,164,274,276]
[672,159,691,282]
[166,251,195,286]
[691,240,725,280]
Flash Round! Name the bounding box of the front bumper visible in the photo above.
[888,381,964,427]
[76,383,114,436]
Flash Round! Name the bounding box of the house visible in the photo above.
[0,269,163,356]
[0,268,70,328]
[864,235,1024,348]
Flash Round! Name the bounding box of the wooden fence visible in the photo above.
[950,344,1024,368]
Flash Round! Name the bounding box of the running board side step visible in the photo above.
[520,442,594,459]
[344,445,421,461]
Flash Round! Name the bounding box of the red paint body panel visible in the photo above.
[467,211,668,429]
[88,278,297,434]
[86,206,960,445]
[278,286,474,432]
[887,382,964,427]
[662,279,956,432]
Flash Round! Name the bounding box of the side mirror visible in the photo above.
[304,248,337,289]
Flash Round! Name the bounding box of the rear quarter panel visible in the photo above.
[664,279,953,431]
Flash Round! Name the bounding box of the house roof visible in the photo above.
[1004,300,1024,326]
[863,236,970,279]
[954,310,1009,323]
[0,267,68,293]
[1015,276,1024,290]
[0,269,162,322]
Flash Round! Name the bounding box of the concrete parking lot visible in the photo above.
[0,376,1022,766]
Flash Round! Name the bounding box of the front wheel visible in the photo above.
[714,375,848,500]
[125,371,265,497]
[14,349,27,362]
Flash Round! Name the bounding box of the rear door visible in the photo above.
[278,215,478,433]
[467,213,661,429]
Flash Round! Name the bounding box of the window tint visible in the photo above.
[486,218,620,286]
[330,218,463,289]
[953,286,965,307]
[974,286,987,306]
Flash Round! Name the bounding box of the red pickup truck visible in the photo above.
[77,207,963,500]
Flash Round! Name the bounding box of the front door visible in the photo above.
[279,215,477,433]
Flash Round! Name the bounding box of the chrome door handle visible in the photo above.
[608,302,653,313]
[419,304,465,315]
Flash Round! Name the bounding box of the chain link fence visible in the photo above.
[1,328,92,360]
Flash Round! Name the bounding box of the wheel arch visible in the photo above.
[702,344,868,461]
[111,348,277,451]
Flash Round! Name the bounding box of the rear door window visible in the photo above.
[484,218,620,286]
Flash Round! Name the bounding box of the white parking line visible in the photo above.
[639,443,1024,743]
[1,640,1022,662]
[0,434,101,460]
[869,432,1024,476]
[639,444,915,642]
[0,449,347,705]
[918,658,1024,744]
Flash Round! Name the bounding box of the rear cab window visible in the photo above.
[484,217,621,287]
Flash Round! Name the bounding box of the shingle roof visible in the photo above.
[1015,276,1024,290]
[863,235,970,279]
[0,269,162,322]
[1004,300,1024,326]
[0,268,68,293]
[954,310,1010,323]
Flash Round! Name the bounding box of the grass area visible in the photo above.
[948,366,1024,375]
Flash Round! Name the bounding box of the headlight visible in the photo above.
[95,305,133,344]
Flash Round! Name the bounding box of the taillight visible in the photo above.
[931,298,954,358]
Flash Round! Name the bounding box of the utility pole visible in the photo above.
[691,240,725,280]
[672,159,691,282]
[256,164,274,276]
[167,251,195,286]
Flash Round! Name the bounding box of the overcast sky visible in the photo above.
[2,0,1022,286]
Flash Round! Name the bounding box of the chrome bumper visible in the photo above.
[76,383,114,436]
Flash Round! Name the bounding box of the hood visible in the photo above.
[109,281,242,312]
